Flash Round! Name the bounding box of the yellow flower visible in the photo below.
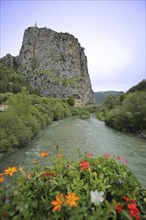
[65,192,79,208]
[51,194,64,212]
[0,177,5,183]
[4,166,17,176]
[40,152,48,157]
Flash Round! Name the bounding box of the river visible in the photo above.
[0,116,146,188]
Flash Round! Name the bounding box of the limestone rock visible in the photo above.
[19,26,94,104]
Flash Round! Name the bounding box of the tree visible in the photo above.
[67,95,75,106]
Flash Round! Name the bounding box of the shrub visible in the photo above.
[79,110,90,119]
[67,95,75,106]
[0,152,145,219]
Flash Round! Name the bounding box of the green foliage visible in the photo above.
[0,92,14,104]
[0,60,41,96]
[127,79,146,93]
[96,105,108,121]
[62,77,79,87]
[104,95,120,109]
[79,109,90,119]
[96,90,146,132]
[105,91,146,131]
[0,64,25,93]
[0,88,76,155]
[0,152,145,219]
[94,91,124,104]
[67,95,75,106]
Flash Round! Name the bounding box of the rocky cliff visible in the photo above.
[2,26,94,104]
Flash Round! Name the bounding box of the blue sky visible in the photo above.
[0,0,145,92]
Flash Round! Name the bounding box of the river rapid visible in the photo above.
[0,116,146,188]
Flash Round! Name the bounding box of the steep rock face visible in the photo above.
[19,26,93,104]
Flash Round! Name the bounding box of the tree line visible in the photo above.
[96,80,146,132]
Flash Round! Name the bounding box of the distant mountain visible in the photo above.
[127,79,146,93]
[94,91,124,104]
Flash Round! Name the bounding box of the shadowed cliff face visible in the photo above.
[19,26,94,104]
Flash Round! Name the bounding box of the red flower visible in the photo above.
[122,195,129,201]
[116,203,122,214]
[117,156,122,161]
[41,171,56,179]
[79,161,91,170]
[127,200,140,220]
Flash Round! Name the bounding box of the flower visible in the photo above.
[127,200,140,220]
[41,171,50,178]
[65,192,79,208]
[4,199,9,205]
[117,156,122,161]
[86,152,93,158]
[0,173,3,177]
[125,159,128,165]
[90,190,104,205]
[122,195,129,201]
[25,172,34,180]
[0,177,5,183]
[4,166,17,176]
[79,161,91,170]
[116,203,122,214]
[40,152,48,157]
[41,171,56,179]
[103,153,111,159]
[32,160,39,164]
[51,194,64,212]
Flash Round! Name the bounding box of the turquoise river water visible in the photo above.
[0,117,146,188]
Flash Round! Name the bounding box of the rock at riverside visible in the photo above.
[2,26,94,105]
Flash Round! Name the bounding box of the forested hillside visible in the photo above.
[95,80,146,134]
[94,91,124,104]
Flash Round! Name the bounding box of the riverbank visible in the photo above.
[1,117,145,189]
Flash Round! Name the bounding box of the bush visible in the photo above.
[0,88,77,155]
[0,152,145,219]
[67,95,75,106]
[79,110,90,119]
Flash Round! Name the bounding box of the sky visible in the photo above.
[0,0,145,92]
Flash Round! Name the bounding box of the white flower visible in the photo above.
[90,190,104,205]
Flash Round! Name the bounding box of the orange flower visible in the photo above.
[65,192,79,208]
[40,152,48,157]
[0,173,3,177]
[51,194,64,212]
[0,177,5,183]
[4,166,17,176]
